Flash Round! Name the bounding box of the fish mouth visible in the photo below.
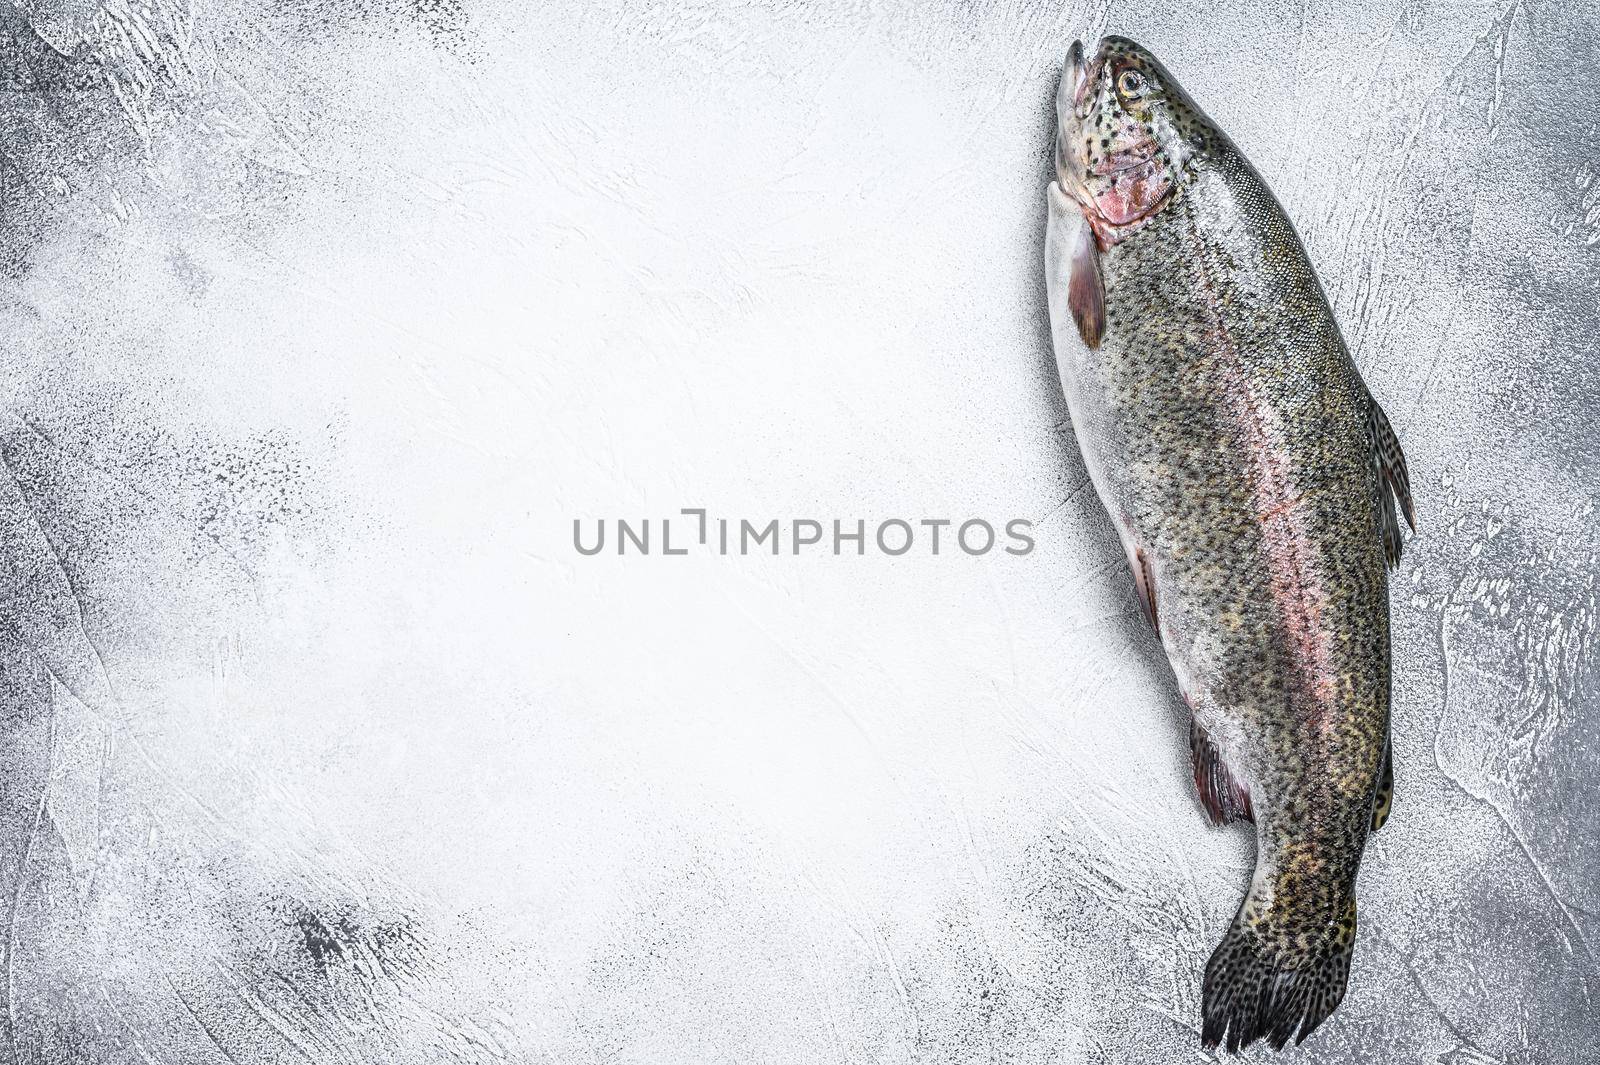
[1066,38,1104,120]
[1054,40,1094,185]
[1066,39,1087,111]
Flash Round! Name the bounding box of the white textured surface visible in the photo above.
[0,0,1593,1060]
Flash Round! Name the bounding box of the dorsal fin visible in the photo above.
[1370,739,1394,831]
[1369,396,1415,568]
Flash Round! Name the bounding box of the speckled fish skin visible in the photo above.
[1044,36,1416,1052]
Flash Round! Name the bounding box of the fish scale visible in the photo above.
[1044,36,1415,1052]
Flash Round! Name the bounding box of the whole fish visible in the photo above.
[1043,36,1416,1051]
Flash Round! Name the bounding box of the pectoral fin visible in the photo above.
[1068,222,1105,350]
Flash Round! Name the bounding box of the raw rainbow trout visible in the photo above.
[1043,36,1416,1052]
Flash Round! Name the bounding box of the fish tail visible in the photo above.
[1200,889,1356,1053]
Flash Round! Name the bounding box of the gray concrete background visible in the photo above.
[0,1,1593,1061]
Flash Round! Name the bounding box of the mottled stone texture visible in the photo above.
[0,1,1591,1061]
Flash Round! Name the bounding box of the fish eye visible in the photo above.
[1117,69,1146,96]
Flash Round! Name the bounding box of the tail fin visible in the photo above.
[1200,898,1356,1052]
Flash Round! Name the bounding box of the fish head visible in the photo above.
[1055,36,1207,244]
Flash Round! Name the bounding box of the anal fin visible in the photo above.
[1370,740,1394,831]
[1191,720,1253,826]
